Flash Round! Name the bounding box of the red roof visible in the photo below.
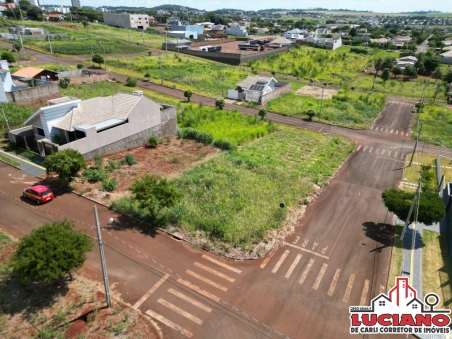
[48,14,63,18]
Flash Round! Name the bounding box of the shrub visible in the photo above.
[147,134,160,148]
[180,127,213,145]
[76,63,84,69]
[215,98,225,110]
[350,47,369,55]
[83,167,107,183]
[213,139,237,151]
[126,77,137,87]
[59,77,71,89]
[93,154,103,168]
[101,178,118,192]
[125,153,138,165]
[5,141,16,151]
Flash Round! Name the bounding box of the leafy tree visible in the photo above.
[18,0,31,10]
[381,57,395,70]
[125,77,137,87]
[11,219,94,285]
[433,82,446,103]
[1,51,16,66]
[392,66,402,79]
[431,67,443,80]
[403,65,418,78]
[258,108,267,120]
[43,148,87,183]
[26,6,43,20]
[382,188,445,225]
[184,90,193,102]
[381,68,390,82]
[423,55,440,73]
[77,63,84,69]
[12,41,22,52]
[306,109,315,121]
[444,70,452,83]
[129,174,181,221]
[91,53,104,68]
[59,77,70,89]
[349,27,357,36]
[215,98,225,110]
[144,72,150,81]
[372,57,383,89]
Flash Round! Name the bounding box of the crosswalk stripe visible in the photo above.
[360,280,370,306]
[343,274,355,303]
[380,285,386,294]
[186,270,228,291]
[357,145,362,151]
[374,149,379,155]
[194,262,235,282]
[260,247,278,269]
[400,153,404,159]
[369,147,373,153]
[146,309,193,338]
[328,269,341,296]
[391,129,393,133]
[202,254,242,274]
[158,298,203,325]
[168,288,212,313]
[299,259,314,285]
[396,130,398,134]
[133,275,169,309]
[381,150,385,155]
[272,250,290,273]
[394,152,398,158]
[386,128,388,132]
[406,132,410,137]
[313,263,328,290]
[388,151,391,156]
[363,146,367,152]
[370,126,374,130]
[375,127,379,131]
[285,254,302,279]
[176,279,220,302]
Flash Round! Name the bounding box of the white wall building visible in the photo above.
[103,13,150,30]
[71,0,81,8]
[225,25,247,37]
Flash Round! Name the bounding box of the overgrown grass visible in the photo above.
[0,103,37,129]
[336,46,400,58]
[267,89,386,128]
[388,224,404,288]
[415,104,452,148]
[0,154,20,167]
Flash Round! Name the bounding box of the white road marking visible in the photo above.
[194,262,235,282]
[285,242,329,259]
[176,279,220,302]
[374,149,379,155]
[146,309,193,338]
[375,127,379,131]
[363,146,368,152]
[133,275,169,309]
[381,150,385,155]
[202,254,242,274]
[167,288,212,313]
[357,145,362,151]
[285,254,302,279]
[386,128,389,132]
[406,132,410,137]
[328,269,341,296]
[260,247,278,269]
[400,153,405,159]
[158,298,203,325]
[391,129,393,133]
[186,270,228,291]
[396,130,398,134]
[343,274,355,303]
[313,263,328,290]
[369,147,373,153]
[299,259,314,285]
[370,126,374,130]
[360,279,370,306]
[394,152,399,158]
[272,250,290,273]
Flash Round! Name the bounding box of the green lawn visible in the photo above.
[336,46,400,59]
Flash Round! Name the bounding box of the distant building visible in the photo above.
[225,26,247,37]
[103,13,149,30]
[27,0,39,7]
[71,0,81,8]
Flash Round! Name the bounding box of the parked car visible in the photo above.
[23,185,54,204]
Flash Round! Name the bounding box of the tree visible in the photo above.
[129,174,181,221]
[144,72,150,81]
[1,51,16,66]
[381,68,390,82]
[423,55,440,73]
[125,77,137,87]
[11,219,94,285]
[433,82,445,103]
[77,63,84,69]
[258,108,267,120]
[372,57,383,89]
[381,56,396,70]
[349,27,357,36]
[443,70,452,83]
[306,109,315,121]
[431,67,443,80]
[184,90,193,102]
[59,77,70,89]
[43,148,87,183]
[382,188,445,225]
[92,53,104,68]
[26,6,43,20]
[392,66,402,79]
[215,98,225,110]
[403,65,418,78]
[12,41,22,52]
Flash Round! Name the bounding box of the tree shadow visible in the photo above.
[105,213,158,238]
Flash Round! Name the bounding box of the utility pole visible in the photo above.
[18,32,26,60]
[221,73,225,98]
[401,167,426,241]
[90,42,93,57]
[165,31,168,54]
[18,5,24,21]
[14,48,20,66]
[1,109,10,131]
[47,30,53,55]
[93,206,112,308]
[158,54,163,85]
[177,38,179,57]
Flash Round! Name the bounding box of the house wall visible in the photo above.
[171,25,204,34]
[68,74,108,85]
[5,83,61,106]
[58,100,177,159]
[41,100,80,140]
[225,26,248,37]
[103,14,149,30]
[261,83,291,105]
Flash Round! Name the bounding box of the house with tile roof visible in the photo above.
[8,93,177,159]
[228,76,291,104]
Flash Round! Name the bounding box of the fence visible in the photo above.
[6,83,61,106]
[191,38,236,47]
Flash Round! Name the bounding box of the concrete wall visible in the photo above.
[103,14,149,29]
[261,83,291,104]
[58,100,176,159]
[69,74,108,85]
[6,83,61,106]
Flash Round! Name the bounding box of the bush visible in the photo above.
[125,153,138,165]
[126,77,137,87]
[350,47,369,55]
[215,98,225,110]
[59,77,71,89]
[5,141,16,151]
[180,127,214,145]
[101,178,118,192]
[76,63,84,69]
[213,139,237,151]
[93,154,103,168]
[83,167,107,183]
[147,134,160,148]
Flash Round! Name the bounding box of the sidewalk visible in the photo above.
[0,149,45,177]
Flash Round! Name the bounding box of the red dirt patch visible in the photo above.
[65,319,87,339]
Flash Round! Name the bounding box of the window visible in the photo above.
[379,301,385,306]
[412,304,418,309]
[74,130,86,139]
[36,127,45,137]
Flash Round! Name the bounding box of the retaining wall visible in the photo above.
[6,83,61,106]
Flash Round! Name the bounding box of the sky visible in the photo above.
[40,0,452,14]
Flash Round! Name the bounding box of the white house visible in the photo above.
[225,26,248,37]
[228,76,291,104]
[440,50,452,64]
[0,60,22,102]
[257,27,269,35]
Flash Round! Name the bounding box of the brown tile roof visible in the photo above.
[12,67,44,78]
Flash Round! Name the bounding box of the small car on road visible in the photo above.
[23,185,54,204]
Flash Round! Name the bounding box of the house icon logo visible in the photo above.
[349,277,451,335]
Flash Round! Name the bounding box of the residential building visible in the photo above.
[170,25,203,35]
[211,24,225,31]
[315,28,328,35]
[0,60,22,102]
[103,13,149,30]
[228,76,291,105]
[8,93,177,159]
[370,37,389,46]
[161,39,191,51]
[167,31,198,39]
[13,67,59,81]
[225,25,248,37]
[8,25,44,35]
[156,9,168,15]
[268,37,293,48]
[71,0,81,8]
[440,50,452,64]
[48,14,65,21]
[256,27,269,35]
[297,35,342,50]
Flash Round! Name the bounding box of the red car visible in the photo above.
[23,185,54,204]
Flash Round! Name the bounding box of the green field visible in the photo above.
[336,46,400,59]
[415,104,452,148]
[0,102,36,129]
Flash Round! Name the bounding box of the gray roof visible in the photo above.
[237,76,273,90]
[53,93,141,132]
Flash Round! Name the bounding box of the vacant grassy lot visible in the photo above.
[0,102,36,130]
[422,229,452,315]
[267,88,386,128]
[415,104,452,148]
[336,46,400,59]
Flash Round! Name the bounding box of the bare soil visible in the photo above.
[295,85,338,99]
[73,137,219,205]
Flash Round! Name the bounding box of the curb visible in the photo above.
[0,157,22,171]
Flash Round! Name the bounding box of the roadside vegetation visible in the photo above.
[415,104,452,148]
